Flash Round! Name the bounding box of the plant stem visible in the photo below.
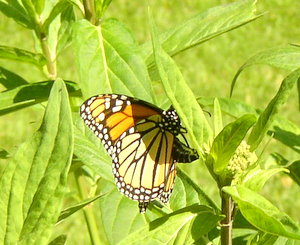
[40,36,57,79]
[82,0,97,25]
[74,170,102,245]
[220,191,234,245]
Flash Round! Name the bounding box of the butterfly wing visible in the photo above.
[80,94,161,155]
[113,118,176,213]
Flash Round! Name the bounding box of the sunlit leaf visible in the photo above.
[149,10,212,157]
[32,0,44,15]
[208,114,256,175]
[213,98,223,136]
[0,45,46,67]
[98,180,149,245]
[224,186,300,240]
[170,168,219,212]
[57,193,104,222]
[242,166,288,191]
[0,80,80,115]
[73,19,154,102]
[0,67,28,89]
[198,97,300,154]
[42,0,73,34]
[0,79,73,244]
[48,235,67,245]
[142,0,260,66]
[56,6,75,54]
[231,46,300,96]
[248,68,300,151]
[118,205,220,245]
[20,0,39,29]
[0,0,33,29]
[73,115,112,182]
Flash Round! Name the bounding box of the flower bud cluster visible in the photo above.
[227,141,257,182]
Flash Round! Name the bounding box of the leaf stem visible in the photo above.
[220,191,234,245]
[74,170,102,245]
[40,36,57,79]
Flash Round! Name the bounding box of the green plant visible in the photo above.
[0,0,300,244]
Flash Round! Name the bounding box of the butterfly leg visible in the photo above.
[138,201,149,213]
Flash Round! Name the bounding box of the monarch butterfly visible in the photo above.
[80,94,199,213]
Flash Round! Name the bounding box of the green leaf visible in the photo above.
[297,80,300,110]
[56,6,75,55]
[170,168,219,212]
[141,0,260,66]
[20,0,39,28]
[248,68,300,151]
[288,160,300,187]
[0,0,33,29]
[0,45,46,67]
[253,235,300,245]
[274,237,300,245]
[0,67,28,89]
[197,97,300,154]
[208,114,256,174]
[254,233,279,245]
[242,166,288,191]
[57,193,104,222]
[42,0,72,34]
[231,45,300,96]
[213,98,223,136]
[269,124,300,154]
[232,228,257,240]
[198,96,258,119]
[223,186,300,240]
[98,180,149,245]
[68,0,83,14]
[73,115,112,182]
[118,205,221,245]
[0,79,73,244]
[95,0,112,18]
[149,11,212,157]
[73,19,154,101]
[32,0,45,15]
[173,207,221,244]
[0,80,80,115]
[0,148,9,159]
[48,235,67,245]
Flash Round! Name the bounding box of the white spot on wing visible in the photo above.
[99,113,105,121]
[115,100,123,106]
[112,106,122,112]
[105,101,110,109]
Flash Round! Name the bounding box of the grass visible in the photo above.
[0,0,299,242]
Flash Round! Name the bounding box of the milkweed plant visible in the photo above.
[0,0,299,244]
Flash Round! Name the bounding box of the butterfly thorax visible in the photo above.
[160,109,182,135]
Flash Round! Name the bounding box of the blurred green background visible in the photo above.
[1,0,299,243]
